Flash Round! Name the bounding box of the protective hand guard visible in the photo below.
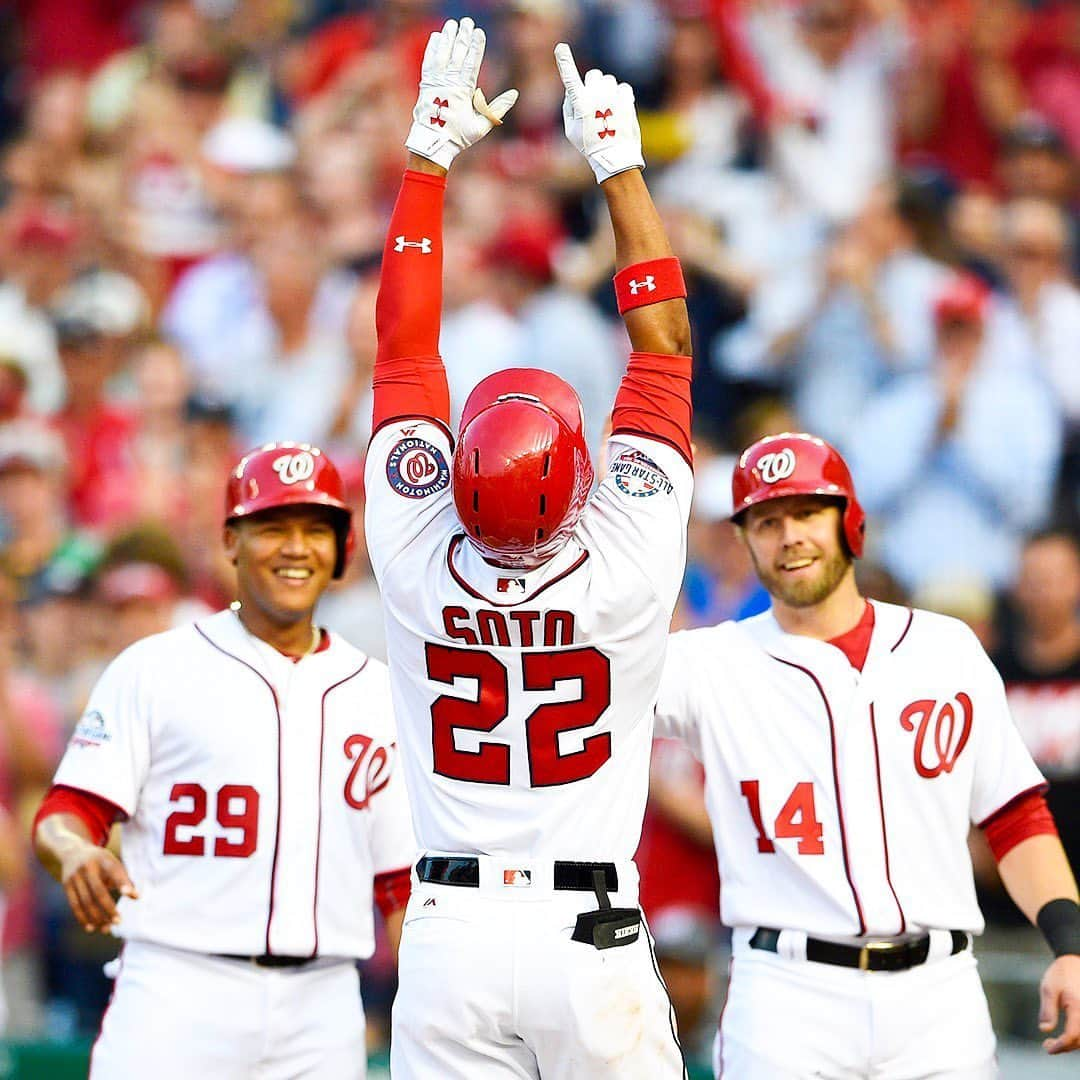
[406,17,518,171]
[555,43,644,184]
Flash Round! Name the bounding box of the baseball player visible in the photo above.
[33,442,415,1079]
[366,16,693,1078]
[655,432,1080,1078]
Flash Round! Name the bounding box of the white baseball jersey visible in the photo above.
[655,601,1045,937]
[53,608,415,958]
[365,421,692,860]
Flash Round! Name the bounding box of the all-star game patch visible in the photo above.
[610,449,674,498]
[70,710,112,748]
[386,436,450,498]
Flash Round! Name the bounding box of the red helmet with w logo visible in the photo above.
[731,433,866,558]
[225,442,355,578]
[452,369,594,569]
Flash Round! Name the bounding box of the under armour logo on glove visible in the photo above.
[628,276,655,295]
[394,235,433,254]
[556,44,644,184]
[430,97,449,127]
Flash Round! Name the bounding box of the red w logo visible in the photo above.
[431,97,449,127]
[899,694,973,778]
[595,109,615,139]
[343,734,393,810]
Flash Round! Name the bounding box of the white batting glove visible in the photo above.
[405,17,518,171]
[555,43,644,184]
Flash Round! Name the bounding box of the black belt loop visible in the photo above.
[216,953,314,968]
[416,856,618,892]
[749,928,970,972]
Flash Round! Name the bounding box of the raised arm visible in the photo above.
[372,17,516,438]
[556,44,693,465]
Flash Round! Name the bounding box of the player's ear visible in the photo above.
[222,523,240,567]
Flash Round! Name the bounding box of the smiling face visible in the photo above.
[739,494,853,609]
[223,505,338,628]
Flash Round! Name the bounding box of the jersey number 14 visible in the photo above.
[426,643,612,788]
[739,780,824,855]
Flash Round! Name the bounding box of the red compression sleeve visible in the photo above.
[373,866,412,917]
[611,352,694,466]
[980,787,1058,862]
[707,0,778,124]
[373,170,451,435]
[34,784,125,847]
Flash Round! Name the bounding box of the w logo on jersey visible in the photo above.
[272,451,316,486]
[899,694,974,778]
[757,448,797,484]
[343,733,393,810]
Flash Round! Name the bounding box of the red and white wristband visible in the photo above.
[613,257,687,315]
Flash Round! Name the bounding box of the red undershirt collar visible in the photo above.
[826,601,874,672]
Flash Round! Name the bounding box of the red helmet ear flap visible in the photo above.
[731,432,865,558]
[225,442,355,577]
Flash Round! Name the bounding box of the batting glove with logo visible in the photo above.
[555,43,644,185]
[406,17,518,171]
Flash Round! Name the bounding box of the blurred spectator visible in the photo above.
[1000,197,1080,422]
[48,271,150,530]
[637,3,749,173]
[848,274,1063,592]
[0,421,99,604]
[999,115,1078,209]
[790,175,953,444]
[994,530,1080,878]
[0,566,61,1036]
[748,0,906,224]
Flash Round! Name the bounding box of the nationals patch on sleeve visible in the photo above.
[609,448,674,498]
[386,436,451,498]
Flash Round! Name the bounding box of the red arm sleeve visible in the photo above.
[708,0,778,124]
[979,785,1057,862]
[372,169,451,436]
[610,351,694,466]
[33,784,125,847]
[373,865,412,918]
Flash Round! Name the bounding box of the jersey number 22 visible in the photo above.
[426,643,612,788]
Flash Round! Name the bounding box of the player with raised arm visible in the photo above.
[33,443,414,1079]
[366,16,692,1078]
[656,433,1080,1077]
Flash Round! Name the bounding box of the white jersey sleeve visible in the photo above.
[53,642,153,816]
[965,630,1046,824]
[364,419,457,583]
[579,435,693,614]
[653,629,705,757]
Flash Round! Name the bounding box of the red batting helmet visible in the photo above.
[453,369,594,569]
[225,442,355,578]
[731,433,866,558]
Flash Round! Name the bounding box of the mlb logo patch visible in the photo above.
[503,869,533,887]
[386,437,450,499]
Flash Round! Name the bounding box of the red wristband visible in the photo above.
[613,257,687,314]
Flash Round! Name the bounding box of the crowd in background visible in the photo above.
[0,0,1077,1065]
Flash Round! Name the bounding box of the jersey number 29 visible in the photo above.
[426,643,612,787]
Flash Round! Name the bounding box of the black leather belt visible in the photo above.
[749,928,970,972]
[416,856,618,892]
[216,953,314,968]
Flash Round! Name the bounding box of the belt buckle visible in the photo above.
[858,941,894,971]
[502,868,533,887]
